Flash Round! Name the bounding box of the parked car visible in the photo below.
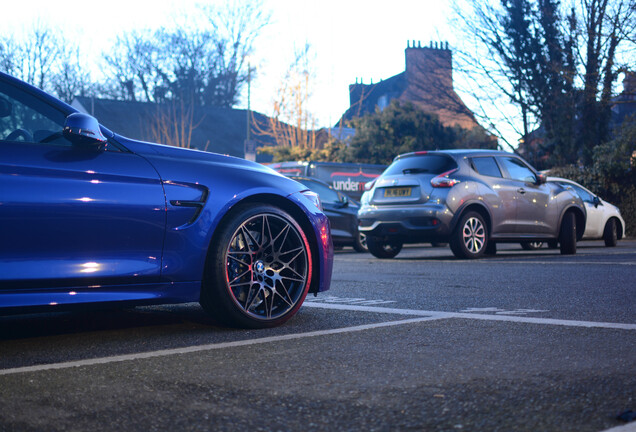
[552,178,625,246]
[358,150,586,259]
[0,71,333,328]
[289,176,367,252]
[520,178,626,250]
[268,161,386,201]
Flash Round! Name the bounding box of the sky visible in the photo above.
[4,0,479,137]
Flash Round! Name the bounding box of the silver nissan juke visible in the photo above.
[358,150,586,259]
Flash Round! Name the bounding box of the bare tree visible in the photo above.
[52,46,94,103]
[200,0,271,107]
[451,0,636,167]
[0,22,96,103]
[253,43,319,151]
[146,100,205,149]
[1,22,63,92]
[102,1,270,108]
[578,0,636,162]
[102,30,165,102]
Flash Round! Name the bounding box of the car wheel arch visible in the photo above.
[451,203,493,237]
[203,193,322,295]
[609,216,624,240]
[560,206,586,241]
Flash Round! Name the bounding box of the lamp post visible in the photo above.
[244,58,255,161]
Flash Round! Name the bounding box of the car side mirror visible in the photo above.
[593,196,601,208]
[336,193,349,208]
[63,112,108,146]
[536,174,546,185]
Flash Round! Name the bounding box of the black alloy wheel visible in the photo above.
[200,204,311,328]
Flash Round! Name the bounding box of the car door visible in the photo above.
[0,80,166,290]
[497,156,553,235]
[470,156,517,235]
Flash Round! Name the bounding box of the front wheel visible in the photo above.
[559,212,577,255]
[200,204,312,328]
[450,211,488,259]
[603,219,618,247]
[366,236,403,259]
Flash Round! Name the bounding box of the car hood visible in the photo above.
[112,134,307,200]
[116,134,273,174]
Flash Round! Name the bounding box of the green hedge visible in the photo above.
[548,124,636,237]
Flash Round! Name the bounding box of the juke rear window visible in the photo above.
[384,155,457,176]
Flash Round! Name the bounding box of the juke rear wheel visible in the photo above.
[450,211,488,259]
[200,204,312,328]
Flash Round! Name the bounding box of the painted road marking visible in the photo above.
[460,307,550,315]
[1,303,634,377]
[601,422,636,432]
[0,316,443,376]
[302,302,636,330]
[305,295,396,305]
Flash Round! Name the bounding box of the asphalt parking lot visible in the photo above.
[1,240,635,432]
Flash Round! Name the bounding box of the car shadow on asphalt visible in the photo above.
[0,303,222,341]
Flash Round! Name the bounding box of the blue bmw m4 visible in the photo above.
[0,72,333,328]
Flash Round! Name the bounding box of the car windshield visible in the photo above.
[296,179,340,203]
[384,154,457,176]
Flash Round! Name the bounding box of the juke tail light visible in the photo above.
[431,169,460,188]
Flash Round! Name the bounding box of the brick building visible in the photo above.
[341,41,483,131]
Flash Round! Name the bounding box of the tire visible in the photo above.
[353,231,368,253]
[366,236,403,259]
[200,204,311,328]
[559,212,577,255]
[520,241,544,250]
[450,211,488,259]
[603,219,618,247]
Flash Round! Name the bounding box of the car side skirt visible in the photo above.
[0,281,201,314]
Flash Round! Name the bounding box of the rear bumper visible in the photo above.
[358,204,454,243]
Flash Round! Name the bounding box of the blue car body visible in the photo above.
[0,72,333,323]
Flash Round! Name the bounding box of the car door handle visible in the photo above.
[517,188,526,194]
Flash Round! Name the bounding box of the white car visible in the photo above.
[548,177,625,246]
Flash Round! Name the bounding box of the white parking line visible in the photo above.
[2,303,633,377]
[0,316,443,377]
[336,258,636,266]
[302,302,636,330]
[601,422,636,432]
[482,261,636,266]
